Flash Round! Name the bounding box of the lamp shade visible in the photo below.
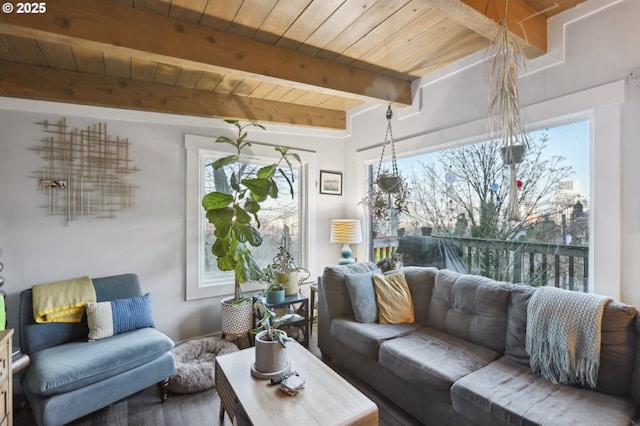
[330,220,363,244]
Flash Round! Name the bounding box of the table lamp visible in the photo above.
[330,219,363,265]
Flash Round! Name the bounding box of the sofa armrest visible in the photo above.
[318,262,378,358]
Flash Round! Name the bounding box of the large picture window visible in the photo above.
[369,120,590,291]
[186,134,308,300]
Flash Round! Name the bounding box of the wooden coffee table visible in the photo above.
[215,340,378,425]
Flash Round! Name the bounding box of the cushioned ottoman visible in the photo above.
[169,336,239,393]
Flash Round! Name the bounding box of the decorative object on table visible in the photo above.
[169,336,238,394]
[485,3,532,222]
[280,374,305,396]
[421,226,433,236]
[250,299,303,379]
[319,169,343,195]
[200,120,300,332]
[330,219,363,264]
[260,277,286,304]
[360,106,410,221]
[31,118,140,225]
[267,243,309,295]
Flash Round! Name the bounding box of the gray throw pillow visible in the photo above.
[345,269,380,323]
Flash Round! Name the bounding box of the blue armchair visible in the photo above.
[19,273,175,426]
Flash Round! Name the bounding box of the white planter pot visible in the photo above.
[220,296,253,335]
[253,330,289,377]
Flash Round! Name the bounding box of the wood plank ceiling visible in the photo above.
[0,0,587,130]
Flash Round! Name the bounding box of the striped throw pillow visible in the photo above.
[86,293,154,340]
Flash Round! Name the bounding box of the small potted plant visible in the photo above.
[260,265,286,304]
[250,300,302,378]
[270,244,300,296]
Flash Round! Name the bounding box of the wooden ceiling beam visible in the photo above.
[0,0,412,107]
[0,61,347,129]
[422,0,547,58]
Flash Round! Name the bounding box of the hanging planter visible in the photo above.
[500,144,526,165]
[486,4,532,222]
[377,175,401,193]
[360,106,410,221]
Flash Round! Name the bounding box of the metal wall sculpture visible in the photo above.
[32,118,140,225]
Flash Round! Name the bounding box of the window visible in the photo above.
[368,120,591,291]
[186,135,307,300]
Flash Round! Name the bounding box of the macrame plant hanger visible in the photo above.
[375,105,400,194]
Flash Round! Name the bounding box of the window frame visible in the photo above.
[355,81,625,299]
[185,134,310,300]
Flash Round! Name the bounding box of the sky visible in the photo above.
[392,119,590,200]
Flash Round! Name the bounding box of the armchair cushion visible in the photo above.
[24,327,174,396]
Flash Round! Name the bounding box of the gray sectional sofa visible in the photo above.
[318,263,640,425]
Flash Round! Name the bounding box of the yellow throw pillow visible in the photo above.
[372,272,414,324]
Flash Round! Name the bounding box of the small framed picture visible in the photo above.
[319,170,342,196]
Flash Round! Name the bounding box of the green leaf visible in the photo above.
[213,155,238,169]
[206,207,234,238]
[233,222,263,246]
[202,192,234,211]
[212,236,231,258]
[230,172,240,192]
[217,253,235,271]
[287,152,302,164]
[268,180,279,198]
[257,164,277,179]
[234,205,251,224]
[242,178,271,198]
[278,168,295,198]
[244,198,260,214]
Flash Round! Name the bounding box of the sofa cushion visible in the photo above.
[504,283,536,367]
[321,263,379,321]
[345,269,380,323]
[86,293,155,340]
[330,317,422,360]
[451,357,639,426]
[25,327,175,396]
[402,266,437,326]
[428,269,511,353]
[373,272,414,324]
[379,327,500,391]
[506,284,638,397]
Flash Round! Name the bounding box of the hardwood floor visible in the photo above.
[14,331,422,426]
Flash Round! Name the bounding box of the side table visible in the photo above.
[257,293,309,347]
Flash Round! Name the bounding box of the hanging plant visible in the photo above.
[486,1,532,221]
[361,169,410,221]
[360,106,410,221]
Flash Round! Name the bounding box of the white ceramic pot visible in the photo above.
[254,329,288,374]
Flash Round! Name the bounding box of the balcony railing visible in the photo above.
[372,235,589,292]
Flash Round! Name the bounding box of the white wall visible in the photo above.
[0,100,346,345]
[345,0,640,305]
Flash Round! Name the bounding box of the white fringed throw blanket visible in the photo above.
[525,286,611,388]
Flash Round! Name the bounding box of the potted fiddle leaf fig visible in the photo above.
[201,120,300,335]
